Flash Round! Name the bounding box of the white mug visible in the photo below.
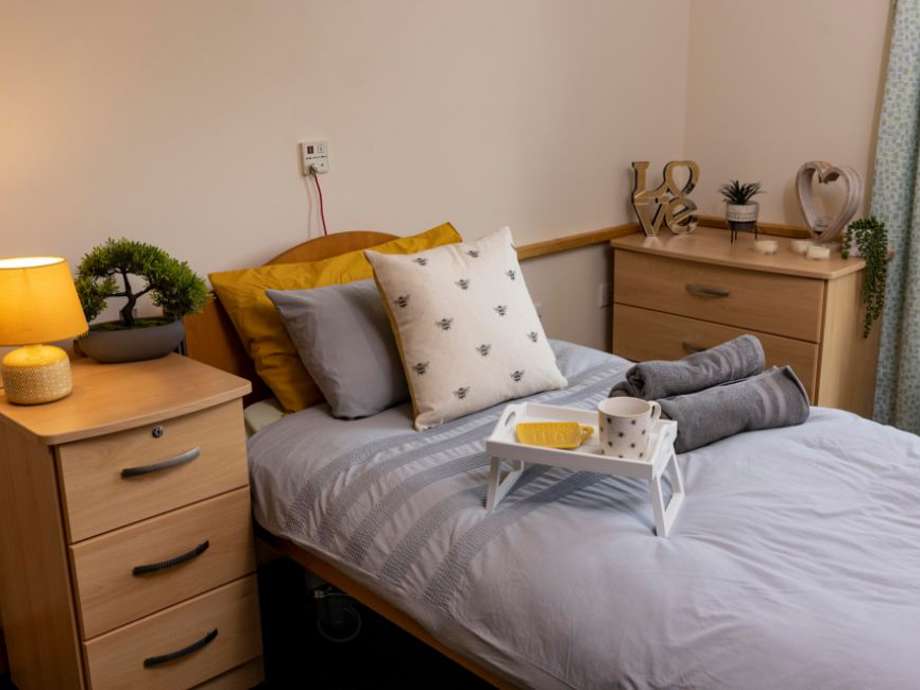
[597,397,661,460]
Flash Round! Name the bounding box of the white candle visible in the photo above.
[753,239,778,255]
[790,239,812,255]
[806,245,830,260]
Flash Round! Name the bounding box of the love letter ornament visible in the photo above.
[795,161,863,244]
[631,160,700,237]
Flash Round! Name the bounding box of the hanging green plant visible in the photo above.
[841,217,888,337]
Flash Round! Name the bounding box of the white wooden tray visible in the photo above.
[485,402,685,537]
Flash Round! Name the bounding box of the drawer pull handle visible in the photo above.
[681,341,708,354]
[121,447,200,478]
[143,628,218,668]
[132,540,210,576]
[686,283,730,298]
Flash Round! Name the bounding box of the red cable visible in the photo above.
[313,170,328,237]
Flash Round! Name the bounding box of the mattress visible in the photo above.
[248,340,920,689]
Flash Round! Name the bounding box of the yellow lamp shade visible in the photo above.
[0,257,88,346]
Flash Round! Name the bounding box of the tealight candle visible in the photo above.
[753,239,778,255]
[790,239,812,255]
[806,245,830,260]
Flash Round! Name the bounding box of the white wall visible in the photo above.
[685,0,892,225]
[0,1,691,351]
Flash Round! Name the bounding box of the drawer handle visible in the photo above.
[681,341,708,354]
[143,628,218,668]
[686,283,730,298]
[132,540,210,576]
[121,447,201,479]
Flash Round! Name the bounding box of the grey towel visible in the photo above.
[609,335,765,400]
[660,366,810,452]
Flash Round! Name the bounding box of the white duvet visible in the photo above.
[248,341,920,689]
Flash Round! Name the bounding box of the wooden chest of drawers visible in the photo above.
[0,354,263,689]
[611,227,881,416]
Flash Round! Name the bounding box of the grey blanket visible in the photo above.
[609,334,765,399]
[661,365,810,452]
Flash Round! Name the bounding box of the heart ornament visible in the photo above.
[795,160,863,244]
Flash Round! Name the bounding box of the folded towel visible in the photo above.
[659,366,809,452]
[609,335,765,400]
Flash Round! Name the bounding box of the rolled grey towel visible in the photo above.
[659,366,810,453]
[609,335,765,400]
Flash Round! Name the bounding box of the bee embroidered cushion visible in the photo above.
[366,227,567,430]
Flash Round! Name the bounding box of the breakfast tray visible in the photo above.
[485,402,685,537]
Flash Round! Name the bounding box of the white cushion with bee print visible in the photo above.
[366,227,567,430]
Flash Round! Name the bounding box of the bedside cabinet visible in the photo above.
[0,354,264,690]
[611,227,881,417]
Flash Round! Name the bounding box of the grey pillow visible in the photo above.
[267,280,408,418]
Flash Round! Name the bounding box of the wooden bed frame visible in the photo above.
[183,230,518,689]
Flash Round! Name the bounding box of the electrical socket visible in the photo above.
[300,140,329,175]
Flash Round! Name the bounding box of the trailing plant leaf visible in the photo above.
[842,216,888,337]
[719,180,763,206]
[74,238,208,328]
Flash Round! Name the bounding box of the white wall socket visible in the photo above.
[300,140,329,175]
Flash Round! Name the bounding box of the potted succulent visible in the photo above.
[841,217,888,337]
[720,180,763,242]
[74,238,208,362]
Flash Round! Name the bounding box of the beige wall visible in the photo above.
[685,0,892,225]
[0,1,690,351]
[0,2,895,352]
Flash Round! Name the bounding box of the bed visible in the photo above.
[185,232,920,689]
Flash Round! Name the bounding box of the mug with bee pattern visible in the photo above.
[597,397,660,460]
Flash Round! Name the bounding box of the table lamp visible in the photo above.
[0,257,89,405]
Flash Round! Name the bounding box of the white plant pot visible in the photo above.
[726,202,759,231]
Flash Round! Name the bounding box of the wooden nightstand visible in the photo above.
[0,354,264,690]
[611,227,881,417]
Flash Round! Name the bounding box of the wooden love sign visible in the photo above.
[631,160,700,237]
[795,161,863,244]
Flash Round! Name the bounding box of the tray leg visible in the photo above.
[486,458,525,511]
[649,451,685,537]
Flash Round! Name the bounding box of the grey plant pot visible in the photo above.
[78,319,185,363]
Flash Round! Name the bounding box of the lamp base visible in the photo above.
[1,345,73,405]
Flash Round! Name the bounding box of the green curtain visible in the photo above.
[872,0,920,431]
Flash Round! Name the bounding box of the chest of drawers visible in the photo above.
[611,227,881,416]
[0,354,263,689]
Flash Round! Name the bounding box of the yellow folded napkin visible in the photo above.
[516,422,594,449]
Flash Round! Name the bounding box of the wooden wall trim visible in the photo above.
[696,215,811,239]
[516,224,638,261]
[512,215,809,261]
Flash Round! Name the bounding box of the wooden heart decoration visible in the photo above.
[795,160,863,243]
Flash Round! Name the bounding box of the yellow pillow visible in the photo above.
[210,223,461,412]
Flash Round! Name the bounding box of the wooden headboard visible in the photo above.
[183,231,397,405]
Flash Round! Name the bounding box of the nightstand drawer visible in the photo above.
[613,304,818,399]
[614,250,825,341]
[71,488,256,639]
[83,575,261,690]
[58,400,249,542]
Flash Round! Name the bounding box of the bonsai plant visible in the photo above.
[719,180,763,243]
[74,238,208,362]
[841,217,888,337]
